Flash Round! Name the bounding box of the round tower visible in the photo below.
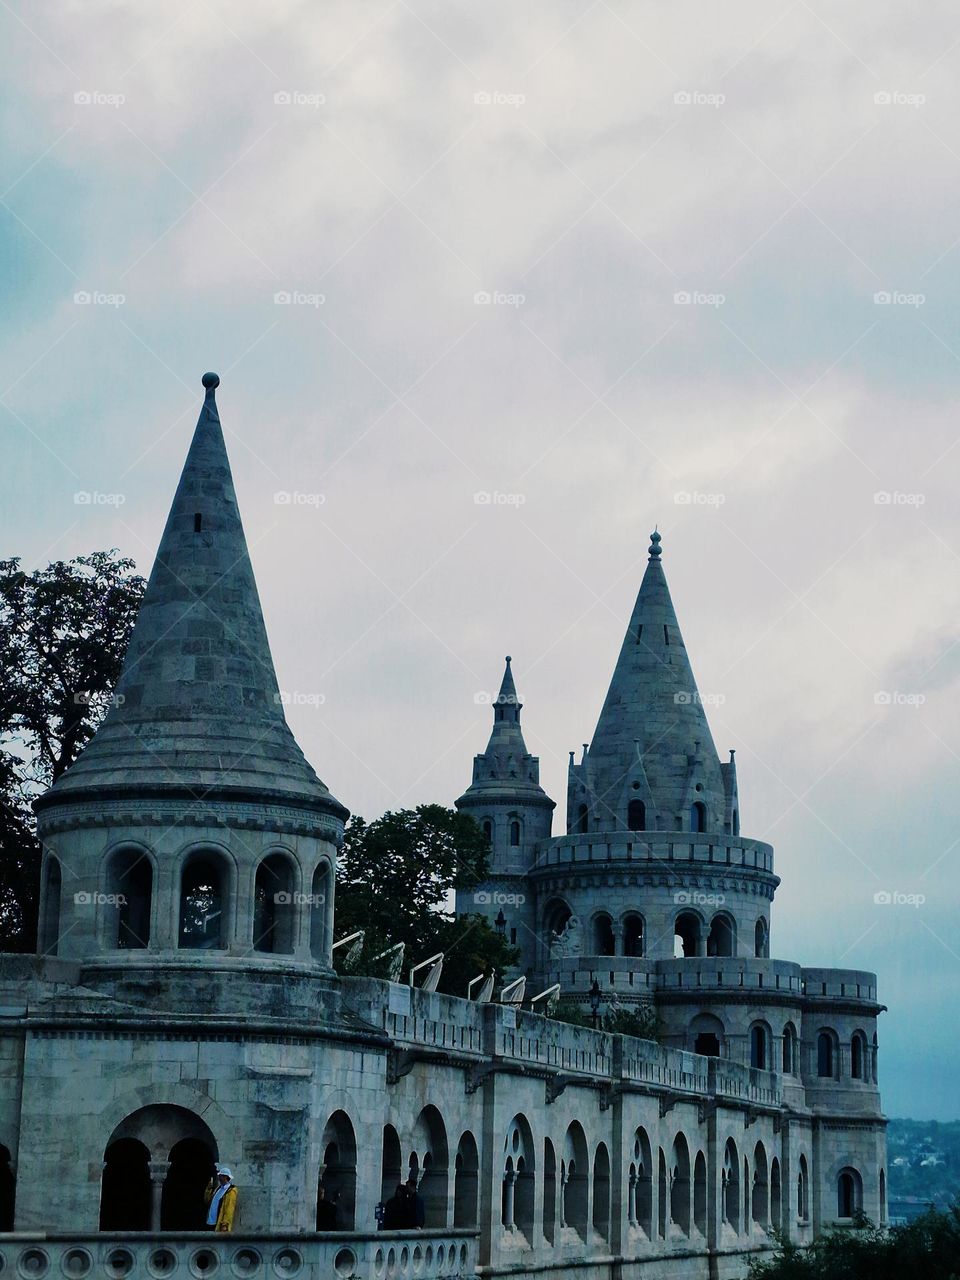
[33,375,348,1012]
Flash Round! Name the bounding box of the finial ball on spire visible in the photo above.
[505,655,512,664]
[202,372,220,390]
[648,529,662,560]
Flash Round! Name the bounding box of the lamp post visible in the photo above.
[495,909,507,938]
[590,979,601,1029]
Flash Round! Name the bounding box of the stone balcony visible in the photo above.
[0,1230,478,1280]
[529,833,777,877]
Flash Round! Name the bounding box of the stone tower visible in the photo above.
[33,374,348,1005]
[455,657,554,955]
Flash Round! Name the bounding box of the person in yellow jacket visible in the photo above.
[203,1166,238,1232]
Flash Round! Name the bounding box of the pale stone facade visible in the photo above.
[1,376,886,1280]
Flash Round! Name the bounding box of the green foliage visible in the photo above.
[748,1202,960,1280]
[603,1004,659,1040]
[548,999,593,1029]
[887,1119,960,1207]
[334,806,520,996]
[0,553,145,951]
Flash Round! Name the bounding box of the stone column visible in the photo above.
[559,1168,567,1229]
[502,1170,516,1231]
[148,1161,171,1232]
[628,1170,637,1226]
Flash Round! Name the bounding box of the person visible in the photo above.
[381,1183,408,1229]
[407,1177,425,1229]
[203,1166,238,1232]
[316,1184,339,1230]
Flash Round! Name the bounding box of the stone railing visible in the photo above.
[529,834,776,875]
[656,958,804,995]
[710,1059,782,1107]
[0,1230,479,1279]
[800,968,880,1004]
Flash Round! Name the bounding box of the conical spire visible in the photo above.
[40,374,346,817]
[585,530,724,832]
[456,657,553,808]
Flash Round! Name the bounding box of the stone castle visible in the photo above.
[0,374,886,1279]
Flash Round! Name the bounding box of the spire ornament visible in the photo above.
[648,528,662,560]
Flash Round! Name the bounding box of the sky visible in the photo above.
[2,0,959,1119]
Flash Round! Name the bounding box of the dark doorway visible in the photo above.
[161,1138,216,1230]
[694,1032,720,1057]
[0,1145,14,1230]
[100,1139,151,1230]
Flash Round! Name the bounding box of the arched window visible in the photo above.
[39,856,62,957]
[872,1032,879,1083]
[750,1022,771,1071]
[657,1149,667,1239]
[542,1139,556,1244]
[509,820,521,847]
[593,913,616,956]
[104,847,153,949]
[178,852,229,949]
[454,1132,479,1229]
[850,1030,868,1080]
[309,862,332,962]
[562,1123,588,1240]
[837,1168,862,1219]
[674,911,701,958]
[754,917,769,958]
[411,1105,449,1230]
[380,1125,402,1208]
[817,1030,836,1078]
[632,1128,653,1237]
[318,1110,357,1230]
[481,820,493,842]
[797,1154,809,1221]
[690,801,707,833]
[622,913,644,958]
[670,1134,690,1235]
[770,1158,782,1231]
[732,809,740,836]
[879,1169,886,1223]
[707,912,736,957]
[592,1144,611,1243]
[627,800,646,831]
[751,1143,769,1228]
[693,1152,707,1235]
[690,1012,725,1059]
[577,805,588,834]
[253,853,297,954]
[100,1139,151,1230]
[782,1022,798,1075]
[722,1139,739,1231]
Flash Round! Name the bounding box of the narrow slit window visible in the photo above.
[663,624,669,645]
[194,513,203,533]
[636,625,643,643]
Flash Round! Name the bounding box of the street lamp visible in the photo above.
[590,979,602,1029]
[495,909,507,937]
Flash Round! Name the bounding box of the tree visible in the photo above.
[333,805,520,996]
[748,1202,960,1280]
[0,552,145,950]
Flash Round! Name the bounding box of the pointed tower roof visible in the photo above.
[585,530,724,831]
[39,374,346,818]
[456,657,554,810]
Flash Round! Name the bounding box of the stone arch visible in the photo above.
[693,1151,707,1236]
[751,1142,769,1229]
[177,844,236,950]
[99,1137,151,1231]
[627,799,646,831]
[39,854,62,956]
[592,911,616,956]
[657,1148,667,1238]
[722,1138,739,1231]
[837,1167,862,1219]
[454,1131,479,1228]
[100,843,154,950]
[850,1029,868,1080]
[770,1157,782,1231]
[319,1109,357,1229]
[754,916,769,957]
[690,1011,725,1058]
[750,1020,773,1070]
[621,911,644,957]
[690,800,707,833]
[562,1121,588,1239]
[670,1132,691,1235]
[879,1168,886,1223]
[502,1113,535,1243]
[673,909,703,958]
[410,1105,449,1228]
[592,1142,611,1243]
[253,850,299,955]
[781,1021,798,1074]
[632,1126,653,1237]
[817,1028,838,1078]
[707,911,736,957]
[99,1084,237,1164]
[380,1124,402,1207]
[309,859,333,961]
[543,1137,557,1244]
[797,1153,809,1221]
[0,1144,14,1231]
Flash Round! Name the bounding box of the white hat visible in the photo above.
[218,1167,233,1180]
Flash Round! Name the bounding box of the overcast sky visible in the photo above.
[3,1,960,1120]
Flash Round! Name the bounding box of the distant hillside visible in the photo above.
[887,1118,960,1207]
